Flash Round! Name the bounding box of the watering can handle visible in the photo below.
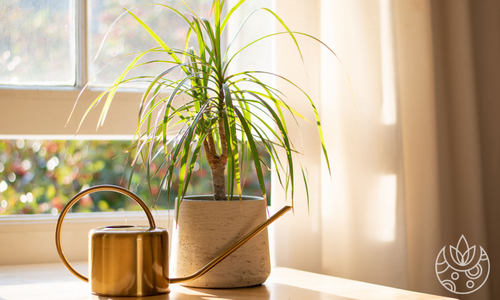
[54,185,156,283]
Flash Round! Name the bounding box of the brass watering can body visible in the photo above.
[89,226,169,296]
[55,185,291,297]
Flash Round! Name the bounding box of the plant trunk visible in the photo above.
[204,117,228,201]
[209,162,227,200]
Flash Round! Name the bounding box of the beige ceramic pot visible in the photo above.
[171,196,271,288]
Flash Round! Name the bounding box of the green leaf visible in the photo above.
[234,108,267,201]
[240,108,286,191]
[302,166,309,213]
[139,62,193,128]
[176,101,210,221]
[126,9,187,74]
[182,126,212,197]
[98,52,147,129]
[221,0,246,32]
[137,72,200,139]
[246,92,294,203]
[223,84,241,200]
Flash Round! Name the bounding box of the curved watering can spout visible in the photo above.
[168,205,292,284]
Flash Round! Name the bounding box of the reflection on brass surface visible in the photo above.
[55,184,291,297]
[90,226,169,296]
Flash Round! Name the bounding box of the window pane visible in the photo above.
[0,140,270,215]
[0,0,76,86]
[88,0,212,88]
[0,140,173,215]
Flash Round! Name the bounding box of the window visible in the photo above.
[0,139,164,215]
[0,0,214,136]
[0,1,211,216]
[0,0,214,87]
[0,0,76,86]
[0,0,275,265]
[88,0,213,87]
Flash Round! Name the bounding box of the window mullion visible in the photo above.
[76,0,88,88]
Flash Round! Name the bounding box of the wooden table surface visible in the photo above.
[0,262,457,300]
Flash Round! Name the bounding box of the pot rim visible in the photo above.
[179,195,264,201]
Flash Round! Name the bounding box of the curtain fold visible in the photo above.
[469,1,500,298]
[392,0,445,294]
[394,0,498,298]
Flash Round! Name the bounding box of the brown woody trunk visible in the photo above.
[209,161,227,200]
[204,117,228,200]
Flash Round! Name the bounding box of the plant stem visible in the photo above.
[209,160,226,200]
[204,114,228,200]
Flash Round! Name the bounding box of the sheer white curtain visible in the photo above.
[271,0,408,286]
[319,0,409,288]
[272,1,499,300]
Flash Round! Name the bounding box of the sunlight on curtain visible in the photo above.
[380,0,397,125]
[271,0,324,273]
[377,0,397,243]
[320,0,408,288]
[376,174,397,242]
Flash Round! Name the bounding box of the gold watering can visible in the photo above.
[55,185,291,297]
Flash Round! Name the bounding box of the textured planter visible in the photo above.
[171,196,271,288]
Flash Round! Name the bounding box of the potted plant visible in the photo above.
[70,0,333,288]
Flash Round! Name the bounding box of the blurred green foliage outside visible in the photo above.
[0,140,270,215]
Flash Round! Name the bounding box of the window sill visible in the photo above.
[0,210,171,228]
[0,210,173,265]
